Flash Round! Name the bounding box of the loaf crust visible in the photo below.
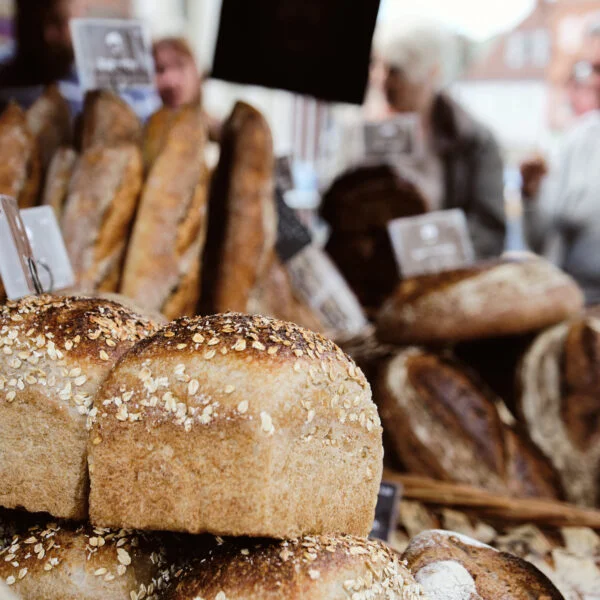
[121,105,208,320]
[377,258,584,344]
[166,535,425,600]
[62,144,143,292]
[142,105,177,173]
[42,147,78,217]
[89,313,382,538]
[0,295,158,519]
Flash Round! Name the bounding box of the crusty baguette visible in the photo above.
[26,84,72,171]
[0,103,41,208]
[42,146,78,218]
[62,144,143,292]
[142,105,177,173]
[200,101,277,314]
[79,90,141,151]
[121,105,208,320]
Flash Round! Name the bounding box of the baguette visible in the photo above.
[142,105,177,173]
[41,147,78,218]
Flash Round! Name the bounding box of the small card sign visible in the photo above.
[370,482,401,542]
[0,199,74,300]
[275,190,312,263]
[71,18,155,92]
[275,156,295,194]
[364,114,422,164]
[388,209,475,278]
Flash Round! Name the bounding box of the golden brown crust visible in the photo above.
[377,258,584,344]
[80,91,141,151]
[0,294,159,519]
[201,101,277,314]
[142,105,177,173]
[89,313,382,538]
[0,103,41,208]
[167,535,425,600]
[121,105,208,320]
[62,144,143,292]
[42,147,78,218]
[402,530,564,600]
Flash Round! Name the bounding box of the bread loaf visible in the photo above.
[142,105,177,173]
[26,85,72,172]
[0,103,41,208]
[62,144,142,292]
[0,516,172,600]
[165,536,425,600]
[377,348,563,499]
[41,147,77,218]
[0,295,158,520]
[403,530,564,600]
[120,105,208,320]
[88,313,382,538]
[519,317,600,507]
[377,258,584,345]
[80,91,141,151]
[201,101,277,314]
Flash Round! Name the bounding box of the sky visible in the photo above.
[378,0,538,41]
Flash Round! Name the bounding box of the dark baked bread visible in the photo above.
[200,101,277,314]
[403,530,564,600]
[519,317,600,507]
[377,257,584,345]
[321,164,428,309]
[0,103,41,208]
[88,313,382,538]
[0,515,172,600]
[41,147,78,218]
[121,105,208,320]
[165,535,425,600]
[377,348,563,499]
[0,295,159,520]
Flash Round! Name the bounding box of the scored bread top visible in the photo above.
[0,295,158,416]
[166,535,425,600]
[90,313,377,436]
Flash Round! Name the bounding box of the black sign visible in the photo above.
[275,156,295,194]
[364,115,422,164]
[370,482,401,542]
[275,191,312,263]
[212,0,381,104]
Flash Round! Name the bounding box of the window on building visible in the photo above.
[505,32,526,69]
[531,29,550,67]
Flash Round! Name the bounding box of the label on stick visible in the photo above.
[370,481,402,542]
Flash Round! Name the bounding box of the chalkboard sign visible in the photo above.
[370,481,401,542]
[275,191,312,263]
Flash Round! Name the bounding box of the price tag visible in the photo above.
[275,191,312,263]
[370,481,402,542]
[0,198,74,300]
[71,18,155,92]
[363,114,423,164]
[388,209,475,278]
[275,156,295,194]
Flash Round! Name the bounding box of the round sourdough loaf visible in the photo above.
[403,530,564,600]
[0,516,172,600]
[88,313,383,538]
[0,295,158,520]
[165,535,425,600]
[377,257,584,344]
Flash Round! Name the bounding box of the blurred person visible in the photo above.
[380,25,506,258]
[0,0,160,118]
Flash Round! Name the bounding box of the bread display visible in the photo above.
[403,530,564,599]
[0,103,41,209]
[120,105,208,320]
[62,144,143,292]
[79,90,141,152]
[26,85,72,172]
[321,164,428,309]
[165,535,425,600]
[377,348,563,499]
[519,317,600,507]
[142,105,177,173]
[88,313,382,538]
[377,257,584,345]
[201,101,277,314]
[0,295,158,520]
[41,147,78,218]
[0,514,172,600]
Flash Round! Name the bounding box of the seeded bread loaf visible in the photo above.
[377,257,584,345]
[165,535,425,600]
[403,530,564,600]
[41,147,78,218]
[62,144,143,292]
[201,101,277,314]
[121,105,208,320]
[0,103,41,209]
[377,348,563,499]
[0,295,158,520]
[88,313,382,538]
[0,515,172,600]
